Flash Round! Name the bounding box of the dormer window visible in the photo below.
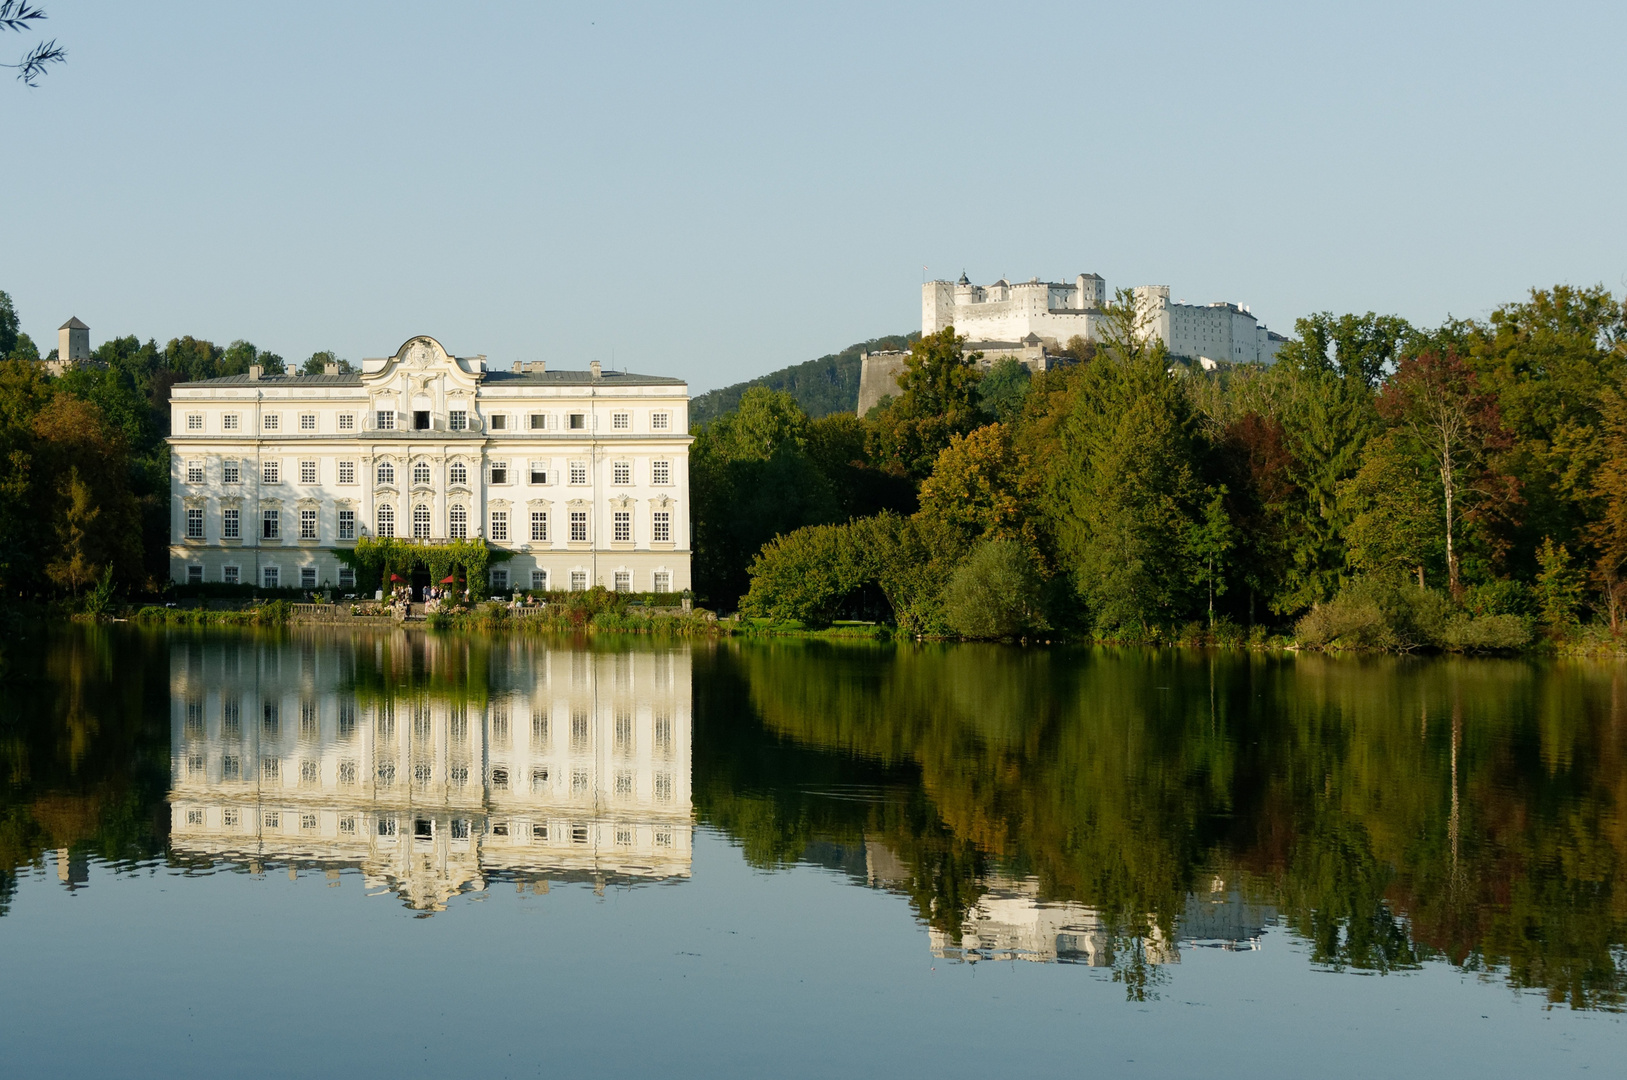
[376,410,395,430]
[413,411,430,431]
[449,410,467,431]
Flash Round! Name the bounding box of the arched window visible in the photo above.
[376,504,395,538]
[449,461,467,485]
[377,461,394,485]
[413,504,431,539]
[413,461,430,485]
[449,505,467,540]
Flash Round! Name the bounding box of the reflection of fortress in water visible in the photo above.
[168,638,692,911]
[863,844,1275,966]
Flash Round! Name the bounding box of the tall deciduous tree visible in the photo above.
[1377,350,1517,595]
[867,326,986,480]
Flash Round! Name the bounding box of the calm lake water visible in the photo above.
[2,628,1624,1077]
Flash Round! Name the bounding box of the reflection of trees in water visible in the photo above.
[695,643,1627,1009]
[0,627,174,915]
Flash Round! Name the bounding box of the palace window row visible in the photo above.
[179,408,677,435]
[182,503,675,546]
[182,457,676,488]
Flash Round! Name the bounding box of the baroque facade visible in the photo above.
[166,335,692,594]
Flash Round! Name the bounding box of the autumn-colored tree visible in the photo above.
[915,422,1040,556]
[1377,350,1518,595]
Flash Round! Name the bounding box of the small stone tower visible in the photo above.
[58,317,89,363]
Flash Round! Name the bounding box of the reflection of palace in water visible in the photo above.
[167,638,692,911]
[863,844,1274,966]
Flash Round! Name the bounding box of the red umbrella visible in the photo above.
[440,575,458,584]
[390,573,404,582]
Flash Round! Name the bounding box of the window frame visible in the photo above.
[262,509,281,540]
[185,507,205,540]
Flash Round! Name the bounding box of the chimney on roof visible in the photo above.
[589,360,601,379]
[324,361,339,376]
[247,364,263,381]
[512,361,522,373]
[528,360,546,374]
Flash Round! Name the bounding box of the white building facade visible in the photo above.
[920,271,1285,366]
[166,335,692,594]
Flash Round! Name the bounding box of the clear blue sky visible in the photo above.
[5,1,1625,392]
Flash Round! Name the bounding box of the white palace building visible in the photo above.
[167,335,692,594]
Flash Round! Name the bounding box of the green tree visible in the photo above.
[915,422,1038,555]
[690,388,838,606]
[1534,537,1584,634]
[0,289,17,356]
[1040,298,1206,632]
[943,540,1046,639]
[976,357,1031,422]
[1339,431,1443,585]
[301,350,355,375]
[1377,350,1517,595]
[1187,485,1236,627]
[867,326,987,479]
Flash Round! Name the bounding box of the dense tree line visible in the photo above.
[0,290,347,601]
[705,285,1627,645]
[689,333,918,425]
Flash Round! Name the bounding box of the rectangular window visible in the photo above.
[263,566,280,588]
[413,410,430,430]
[338,413,355,431]
[301,566,317,588]
[223,413,240,431]
[187,564,204,584]
[222,508,240,540]
[300,509,318,540]
[376,410,395,430]
[300,460,317,484]
[569,461,587,485]
[530,462,547,484]
[449,410,467,431]
[612,412,629,430]
[301,812,317,830]
[186,807,204,825]
[223,565,240,585]
[262,510,280,539]
[570,570,587,591]
[531,569,547,589]
[186,461,204,484]
[653,570,671,594]
[489,414,507,431]
[338,566,355,589]
[299,414,315,431]
[186,508,204,539]
[491,567,509,591]
[651,412,670,430]
[338,460,355,484]
[653,511,671,543]
[652,460,670,485]
[531,511,548,541]
[569,413,585,430]
[338,510,355,540]
[614,570,631,593]
[186,413,203,431]
[263,460,280,484]
[612,461,630,485]
[223,461,240,484]
[263,414,279,431]
[529,413,546,430]
[532,822,548,840]
[613,511,630,542]
[490,462,508,484]
[570,511,587,542]
[490,511,509,541]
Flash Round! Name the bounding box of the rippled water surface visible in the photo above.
[2,627,1624,1077]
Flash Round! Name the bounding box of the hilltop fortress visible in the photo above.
[856,271,1287,414]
